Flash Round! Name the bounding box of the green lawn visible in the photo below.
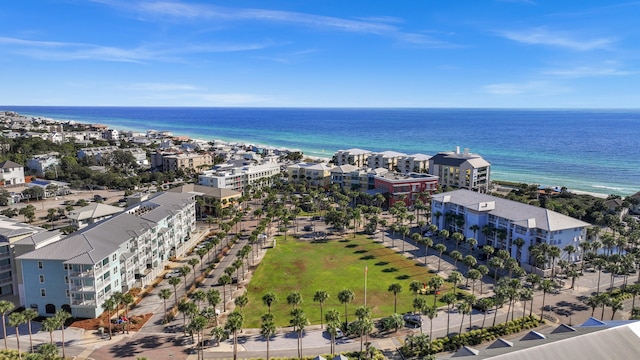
[243,233,453,327]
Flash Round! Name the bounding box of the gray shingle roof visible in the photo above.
[432,190,590,232]
[18,192,193,264]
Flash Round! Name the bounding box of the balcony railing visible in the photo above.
[69,285,94,292]
[71,299,96,306]
[0,264,12,272]
[0,278,12,285]
[69,269,94,278]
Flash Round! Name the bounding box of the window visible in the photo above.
[65,289,70,297]
[102,258,109,266]
[40,289,46,297]
[64,276,69,284]
[112,254,117,262]
[63,264,70,271]
[39,275,45,283]
[37,261,43,269]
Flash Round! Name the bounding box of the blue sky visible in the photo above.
[1,1,638,108]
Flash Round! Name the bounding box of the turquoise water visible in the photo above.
[5,106,639,196]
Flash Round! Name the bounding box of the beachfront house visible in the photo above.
[17,192,195,318]
[333,148,372,168]
[431,190,590,274]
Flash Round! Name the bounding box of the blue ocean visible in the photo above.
[4,106,639,197]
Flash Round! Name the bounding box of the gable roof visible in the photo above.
[0,160,23,169]
[67,203,124,221]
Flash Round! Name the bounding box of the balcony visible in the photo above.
[0,252,10,260]
[0,264,12,272]
[71,299,96,306]
[69,269,94,278]
[69,285,94,292]
[0,278,12,285]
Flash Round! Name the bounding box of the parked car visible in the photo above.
[303,225,313,231]
[94,194,107,202]
[403,313,422,328]
[423,231,433,237]
[164,269,181,279]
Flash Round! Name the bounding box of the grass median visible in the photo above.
[243,233,452,328]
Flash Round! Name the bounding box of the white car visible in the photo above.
[423,231,433,237]
[164,269,181,279]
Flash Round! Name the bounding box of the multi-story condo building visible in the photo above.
[287,162,334,188]
[374,172,439,208]
[199,162,280,193]
[431,190,590,270]
[67,203,124,230]
[0,160,25,186]
[367,151,406,171]
[333,149,372,168]
[18,192,195,318]
[0,216,63,298]
[428,147,491,192]
[330,165,388,191]
[398,153,431,174]
[155,152,213,173]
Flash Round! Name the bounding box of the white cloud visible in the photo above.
[483,81,570,96]
[544,63,635,78]
[103,1,452,47]
[497,27,613,51]
[127,83,201,91]
[0,35,277,63]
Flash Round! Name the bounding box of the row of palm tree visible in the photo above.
[0,298,70,359]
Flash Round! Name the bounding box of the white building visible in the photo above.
[0,160,25,186]
[428,147,491,192]
[431,190,590,271]
[198,162,280,193]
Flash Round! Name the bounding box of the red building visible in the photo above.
[373,172,439,208]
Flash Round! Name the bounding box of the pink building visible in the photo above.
[373,172,439,208]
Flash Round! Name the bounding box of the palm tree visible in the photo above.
[488,256,504,280]
[210,326,226,347]
[262,292,278,313]
[424,305,438,339]
[608,297,624,320]
[290,308,309,359]
[193,290,207,311]
[313,290,329,329]
[234,293,249,314]
[539,279,556,321]
[188,258,200,282]
[188,315,207,359]
[434,243,447,273]
[55,310,72,359]
[351,305,374,353]
[180,265,191,291]
[218,274,232,311]
[168,276,182,304]
[441,292,457,337]
[287,291,303,310]
[457,301,471,335]
[325,309,341,356]
[0,300,15,349]
[101,297,117,340]
[260,313,276,360]
[8,311,25,359]
[409,280,422,298]
[476,265,489,294]
[42,316,59,344]
[476,297,494,329]
[159,288,172,324]
[447,271,463,295]
[428,276,445,306]
[466,269,482,295]
[337,289,355,326]
[121,293,134,334]
[387,283,402,314]
[450,250,463,269]
[23,308,37,353]
[224,311,244,360]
